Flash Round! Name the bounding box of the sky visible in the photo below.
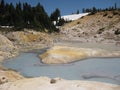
[5,0,120,15]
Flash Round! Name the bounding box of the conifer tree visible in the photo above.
[0,0,5,14]
[82,8,85,13]
[9,3,15,25]
[15,2,24,27]
[76,10,79,14]
[0,0,5,25]
[50,8,61,23]
[114,3,117,10]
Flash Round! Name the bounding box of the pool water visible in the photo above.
[2,50,120,85]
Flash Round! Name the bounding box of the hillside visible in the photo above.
[60,10,120,46]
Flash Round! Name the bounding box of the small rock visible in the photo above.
[50,79,56,84]
[0,76,8,84]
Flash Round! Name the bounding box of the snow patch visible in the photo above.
[61,13,89,21]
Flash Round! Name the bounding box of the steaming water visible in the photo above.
[2,49,120,85]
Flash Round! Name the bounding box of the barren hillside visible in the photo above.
[60,10,120,45]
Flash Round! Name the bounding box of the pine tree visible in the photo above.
[0,0,5,25]
[9,3,15,26]
[15,2,24,27]
[4,3,9,25]
[92,7,97,13]
[82,8,85,13]
[57,18,65,26]
[76,10,79,14]
[50,8,61,23]
[23,3,29,24]
[114,3,117,10]
[0,0,5,14]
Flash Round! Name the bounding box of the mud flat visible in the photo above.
[40,45,120,64]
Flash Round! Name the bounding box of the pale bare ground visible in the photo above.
[54,40,120,51]
[0,77,119,90]
[40,44,120,64]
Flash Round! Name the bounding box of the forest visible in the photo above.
[0,0,59,32]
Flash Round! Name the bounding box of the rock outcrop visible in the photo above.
[0,34,17,62]
[5,29,53,51]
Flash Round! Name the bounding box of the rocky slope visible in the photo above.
[5,29,53,51]
[0,34,17,62]
[60,10,120,45]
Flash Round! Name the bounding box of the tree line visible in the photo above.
[82,3,120,14]
[0,0,59,32]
